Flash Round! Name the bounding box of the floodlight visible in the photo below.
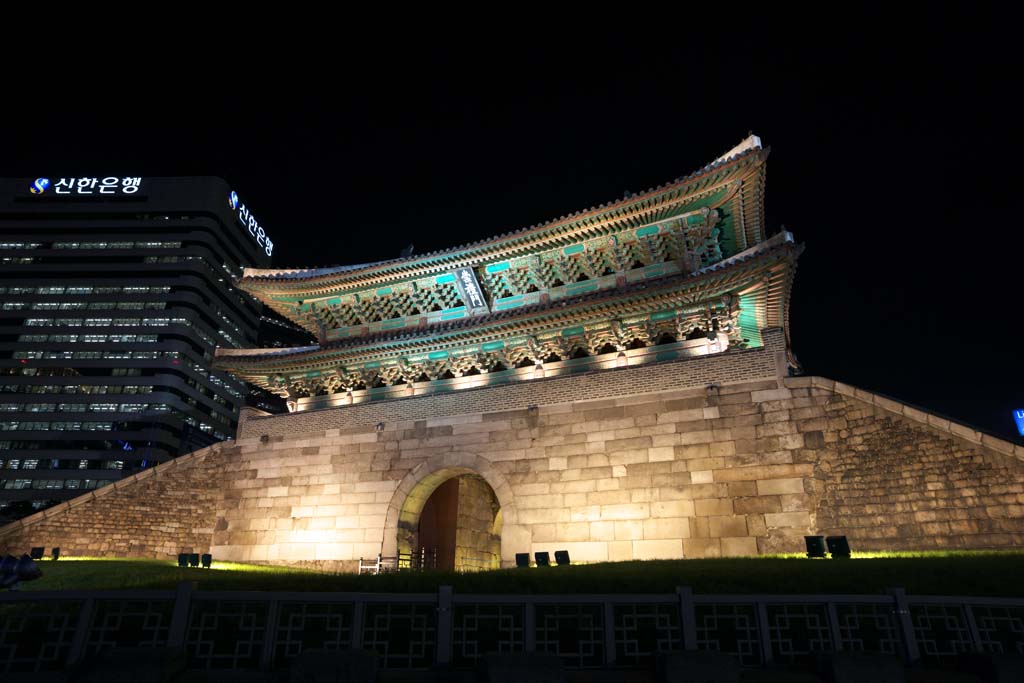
[51,547,60,561]
[201,553,212,568]
[554,550,570,566]
[177,553,188,568]
[515,553,530,568]
[534,551,550,567]
[188,553,200,568]
[29,547,44,561]
[804,536,827,558]
[826,536,851,558]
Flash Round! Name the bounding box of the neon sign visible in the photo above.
[228,190,273,257]
[29,177,142,195]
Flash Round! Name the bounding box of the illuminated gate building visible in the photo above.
[219,135,788,411]
[216,135,800,570]
[5,137,1022,568]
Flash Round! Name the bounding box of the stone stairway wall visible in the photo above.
[808,382,1024,550]
[0,443,230,559]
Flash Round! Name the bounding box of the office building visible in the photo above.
[0,176,273,519]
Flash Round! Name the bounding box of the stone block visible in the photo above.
[614,520,644,540]
[726,481,758,497]
[712,464,813,482]
[709,441,737,457]
[658,408,707,424]
[765,511,812,528]
[691,470,714,484]
[709,515,748,538]
[555,522,592,542]
[683,538,722,558]
[587,490,632,506]
[677,430,715,445]
[570,505,602,522]
[600,503,650,520]
[643,517,689,540]
[652,433,682,448]
[779,493,813,512]
[751,388,792,402]
[630,487,658,503]
[675,444,711,459]
[589,521,616,541]
[695,498,734,516]
[720,536,758,557]
[609,450,649,466]
[633,539,684,559]
[518,508,571,524]
[605,436,653,452]
[734,496,782,514]
[563,493,588,507]
[648,447,676,462]
[607,540,633,561]
[756,478,806,495]
[779,433,805,450]
[651,500,695,517]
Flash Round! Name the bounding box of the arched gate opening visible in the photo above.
[397,469,501,572]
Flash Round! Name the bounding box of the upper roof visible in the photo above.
[238,135,768,298]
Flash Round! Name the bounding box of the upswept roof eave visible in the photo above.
[237,138,768,294]
[217,233,800,374]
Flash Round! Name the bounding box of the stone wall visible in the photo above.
[0,444,227,559]
[808,378,1024,549]
[2,330,1023,567]
[454,475,501,571]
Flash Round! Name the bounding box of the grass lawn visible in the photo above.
[15,551,1024,596]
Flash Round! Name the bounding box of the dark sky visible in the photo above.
[2,13,1021,441]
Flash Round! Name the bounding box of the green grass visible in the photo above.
[16,551,1024,596]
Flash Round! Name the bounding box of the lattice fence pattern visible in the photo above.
[2,589,1023,671]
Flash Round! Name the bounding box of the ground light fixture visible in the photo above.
[554,550,571,566]
[515,553,530,568]
[804,536,827,558]
[534,551,551,567]
[826,536,851,558]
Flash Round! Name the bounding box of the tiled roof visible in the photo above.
[239,135,766,287]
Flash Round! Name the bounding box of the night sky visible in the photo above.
[3,14,1020,440]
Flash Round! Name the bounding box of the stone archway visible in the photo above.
[381,453,527,569]
[417,473,500,571]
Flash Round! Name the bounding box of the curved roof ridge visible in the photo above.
[240,135,765,285]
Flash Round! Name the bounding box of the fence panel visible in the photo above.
[3,587,1024,671]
